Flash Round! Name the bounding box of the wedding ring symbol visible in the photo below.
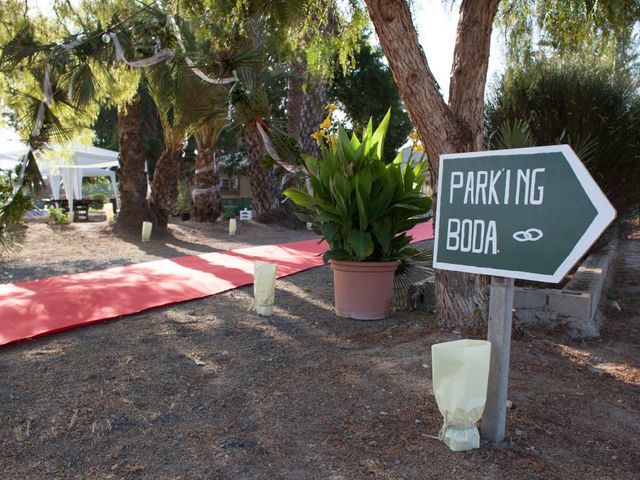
[513,228,543,242]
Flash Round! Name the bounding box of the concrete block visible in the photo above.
[513,308,552,327]
[513,288,547,309]
[513,241,615,339]
[547,291,592,319]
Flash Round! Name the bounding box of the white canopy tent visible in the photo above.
[0,129,120,211]
[39,145,120,211]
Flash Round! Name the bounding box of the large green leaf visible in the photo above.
[323,248,351,263]
[321,222,341,242]
[302,154,319,176]
[318,211,345,224]
[367,185,394,221]
[355,186,368,231]
[350,230,374,259]
[370,109,391,160]
[294,212,316,224]
[283,188,313,210]
[351,132,361,150]
[372,218,393,254]
[338,127,355,163]
[356,169,372,200]
[329,178,348,217]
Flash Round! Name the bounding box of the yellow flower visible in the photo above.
[327,134,338,143]
[310,129,325,141]
[409,131,419,141]
[319,116,332,130]
[326,103,338,112]
[414,144,425,152]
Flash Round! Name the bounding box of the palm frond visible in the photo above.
[63,62,99,108]
[393,248,435,310]
[556,130,598,165]
[0,224,26,255]
[13,90,73,148]
[22,150,46,194]
[493,119,536,149]
[146,58,231,148]
[0,24,54,70]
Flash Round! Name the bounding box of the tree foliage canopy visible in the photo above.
[497,0,640,75]
[486,57,640,217]
[330,38,412,161]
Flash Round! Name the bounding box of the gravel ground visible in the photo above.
[0,217,638,479]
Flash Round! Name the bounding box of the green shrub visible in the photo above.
[173,179,191,216]
[47,207,69,224]
[486,58,640,216]
[0,171,33,225]
[89,193,108,209]
[222,206,239,219]
[0,170,33,251]
[82,177,113,197]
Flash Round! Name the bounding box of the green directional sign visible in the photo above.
[433,145,616,283]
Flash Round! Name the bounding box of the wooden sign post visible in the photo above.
[433,145,616,443]
[481,276,515,442]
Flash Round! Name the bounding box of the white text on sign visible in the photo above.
[446,168,545,255]
[449,168,545,206]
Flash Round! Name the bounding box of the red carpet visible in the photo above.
[0,221,433,346]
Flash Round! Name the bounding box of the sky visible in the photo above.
[411,0,505,100]
[29,0,505,103]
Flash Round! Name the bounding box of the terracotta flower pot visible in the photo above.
[329,259,400,320]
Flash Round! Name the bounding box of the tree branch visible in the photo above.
[448,0,501,150]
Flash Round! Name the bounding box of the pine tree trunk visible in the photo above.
[114,95,154,238]
[149,148,181,229]
[298,75,328,157]
[281,61,306,227]
[191,146,223,222]
[366,0,500,329]
[298,8,336,156]
[244,126,279,223]
[287,60,305,142]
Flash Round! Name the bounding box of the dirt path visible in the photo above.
[0,219,316,283]
[0,222,638,479]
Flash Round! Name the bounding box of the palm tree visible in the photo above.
[145,59,230,229]
[113,91,154,236]
[229,68,288,222]
[191,116,227,221]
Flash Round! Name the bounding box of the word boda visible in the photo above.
[445,168,546,255]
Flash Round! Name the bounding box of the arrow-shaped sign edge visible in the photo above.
[432,145,617,283]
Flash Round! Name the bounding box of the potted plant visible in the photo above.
[284,111,432,319]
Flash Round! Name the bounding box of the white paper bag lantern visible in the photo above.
[254,261,277,316]
[141,221,152,242]
[229,218,237,236]
[431,339,491,451]
[103,203,115,222]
